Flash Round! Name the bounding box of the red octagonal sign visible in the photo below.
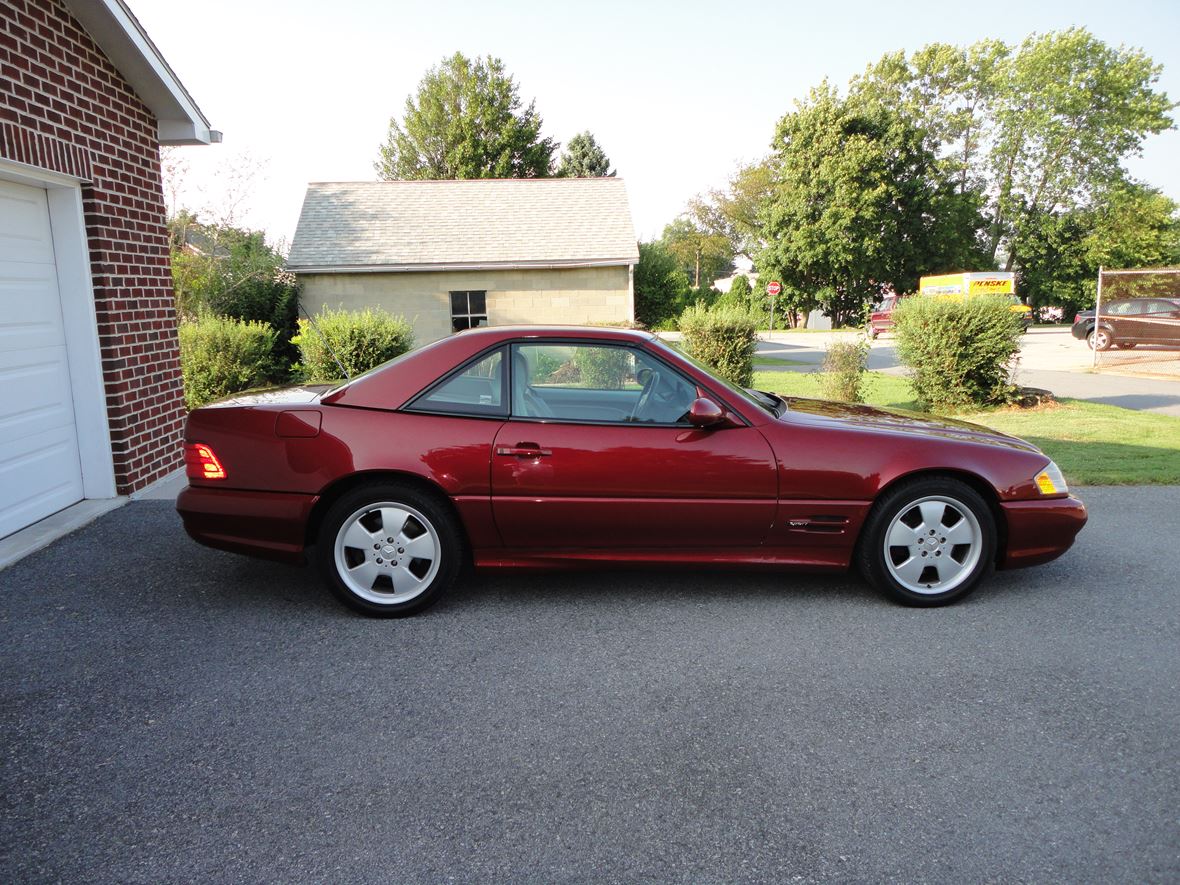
[766,280,782,296]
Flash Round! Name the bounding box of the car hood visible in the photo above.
[202,384,335,408]
[782,397,1042,453]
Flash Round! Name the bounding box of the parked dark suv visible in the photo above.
[1070,298,1180,350]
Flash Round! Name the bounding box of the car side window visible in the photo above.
[511,343,697,425]
[408,348,506,417]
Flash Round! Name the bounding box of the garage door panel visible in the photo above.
[0,345,77,446]
[0,424,84,539]
[0,181,55,264]
[0,267,68,351]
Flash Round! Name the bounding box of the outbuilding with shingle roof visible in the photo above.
[288,178,640,343]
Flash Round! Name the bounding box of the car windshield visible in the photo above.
[650,338,784,418]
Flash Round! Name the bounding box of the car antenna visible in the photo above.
[299,304,351,382]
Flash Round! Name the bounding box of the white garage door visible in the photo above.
[0,179,85,539]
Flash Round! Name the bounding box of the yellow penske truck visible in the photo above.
[918,272,1032,328]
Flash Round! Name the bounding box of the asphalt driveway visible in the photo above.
[2,488,1178,883]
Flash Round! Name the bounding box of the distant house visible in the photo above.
[287,178,639,343]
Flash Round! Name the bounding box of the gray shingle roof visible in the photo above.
[287,178,639,272]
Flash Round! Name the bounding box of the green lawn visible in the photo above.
[752,370,1180,485]
[752,355,810,367]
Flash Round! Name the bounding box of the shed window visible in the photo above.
[450,291,487,332]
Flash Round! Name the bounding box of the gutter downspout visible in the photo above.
[628,262,636,324]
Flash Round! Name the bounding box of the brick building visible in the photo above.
[288,179,639,344]
[0,0,216,539]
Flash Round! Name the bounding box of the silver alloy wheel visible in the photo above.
[1088,328,1110,350]
[333,501,442,605]
[882,495,982,595]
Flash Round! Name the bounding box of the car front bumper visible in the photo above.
[999,494,1088,569]
[177,485,319,564]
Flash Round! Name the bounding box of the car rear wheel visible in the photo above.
[1114,341,1137,349]
[858,478,996,607]
[317,483,464,617]
[1087,328,1112,351]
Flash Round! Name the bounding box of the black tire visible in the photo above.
[316,482,465,617]
[857,477,996,607]
[1115,341,1137,349]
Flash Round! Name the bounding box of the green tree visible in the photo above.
[727,274,752,303]
[661,216,734,289]
[169,214,299,378]
[634,241,689,327]
[556,131,614,177]
[851,29,1175,270]
[689,160,775,262]
[757,84,987,327]
[375,53,556,180]
[1018,182,1180,316]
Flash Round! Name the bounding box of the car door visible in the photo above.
[490,341,777,550]
[1142,299,1180,344]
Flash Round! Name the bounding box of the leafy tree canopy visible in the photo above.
[376,53,557,180]
[688,161,775,262]
[1017,182,1180,315]
[661,215,735,289]
[556,131,615,177]
[757,83,988,326]
[849,28,1175,270]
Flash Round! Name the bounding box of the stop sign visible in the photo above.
[766,281,782,296]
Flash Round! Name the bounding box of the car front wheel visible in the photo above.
[317,483,464,617]
[858,478,996,606]
[1087,328,1112,350]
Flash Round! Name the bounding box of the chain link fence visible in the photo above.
[1088,267,1180,377]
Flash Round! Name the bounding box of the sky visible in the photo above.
[133,0,1180,250]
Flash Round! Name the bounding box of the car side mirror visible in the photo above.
[687,397,732,429]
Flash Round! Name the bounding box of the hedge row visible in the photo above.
[179,306,415,408]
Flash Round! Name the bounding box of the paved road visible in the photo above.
[755,328,1180,416]
[2,491,1178,883]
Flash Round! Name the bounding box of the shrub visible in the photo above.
[210,275,300,380]
[574,345,631,389]
[819,337,871,403]
[678,303,758,388]
[634,241,690,327]
[295,307,415,381]
[178,313,277,409]
[893,295,1024,410]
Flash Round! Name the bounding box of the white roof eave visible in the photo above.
[64,0,220,146]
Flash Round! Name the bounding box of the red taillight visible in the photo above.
[185,443,226,481]
[1074,313,1081,324]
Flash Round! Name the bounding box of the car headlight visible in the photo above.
[1034,460,1068,495]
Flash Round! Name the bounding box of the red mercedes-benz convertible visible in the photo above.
[177,326,1086,616]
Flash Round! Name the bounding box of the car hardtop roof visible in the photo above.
[454,324,656,344]
[321,324,659,410]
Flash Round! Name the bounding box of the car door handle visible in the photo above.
[496,443,552,458]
